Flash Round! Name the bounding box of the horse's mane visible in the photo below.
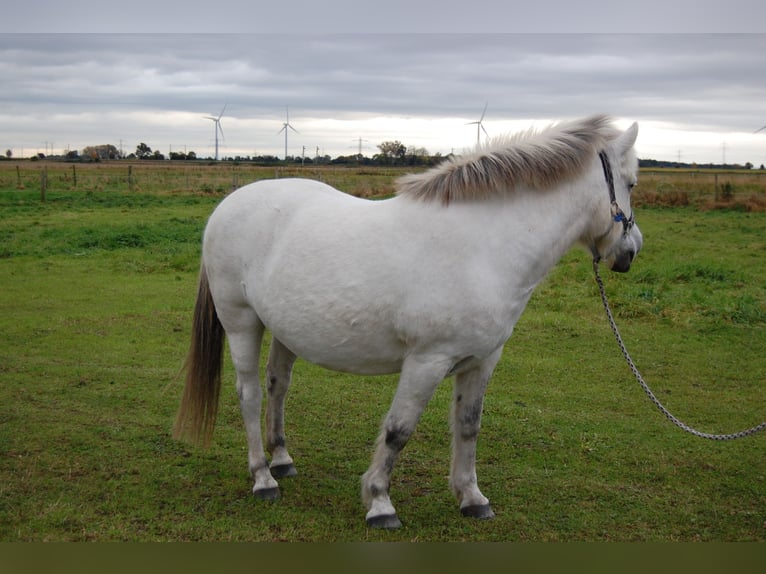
[395,114,619,204]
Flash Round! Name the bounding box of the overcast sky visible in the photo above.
[1,24,765,163]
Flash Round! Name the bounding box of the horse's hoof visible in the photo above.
[270,463,298,478]
[253,486,281,501]
[460,503,495,520]
[366,513,402,529]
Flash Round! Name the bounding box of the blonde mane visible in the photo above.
[395,114,619,204]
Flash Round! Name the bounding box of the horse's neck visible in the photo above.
[389,183,592,305]
[471,184,593,287]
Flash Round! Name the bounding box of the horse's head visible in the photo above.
[589,122,643,273]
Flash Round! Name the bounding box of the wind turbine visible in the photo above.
[467,102,489,145]
[278,107,299,160]
[204,105,226,161]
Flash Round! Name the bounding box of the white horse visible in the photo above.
[174,114,642,529]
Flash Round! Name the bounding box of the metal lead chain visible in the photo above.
[593,259,766,440]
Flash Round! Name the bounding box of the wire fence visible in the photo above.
[0,161,403,200]
[2,160,766,208]
[636,169,766,209]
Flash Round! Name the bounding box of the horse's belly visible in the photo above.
[269,322,406,375]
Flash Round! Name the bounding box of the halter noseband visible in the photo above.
[598,150,634,235]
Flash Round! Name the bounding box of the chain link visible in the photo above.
[593,259,766,441]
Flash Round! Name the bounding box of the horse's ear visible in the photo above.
[614,122,639,156]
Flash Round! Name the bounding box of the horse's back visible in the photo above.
[208,178,354,226]
[203,178,358,261]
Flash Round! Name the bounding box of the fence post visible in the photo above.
[72,164,77,188]
[16,165,21,189]
[40,166,48,202]
[714,173,719,201]
[128,165,134,191]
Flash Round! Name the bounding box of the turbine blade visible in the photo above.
[218,104,227,120]
[218,122,225,141]
[289,124,299,134]
[755,125,766,134]
[479,101,488,122]
[481,125,489,138]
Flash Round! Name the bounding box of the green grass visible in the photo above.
[1,181,765,541]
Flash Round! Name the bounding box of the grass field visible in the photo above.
[1,162,765,541]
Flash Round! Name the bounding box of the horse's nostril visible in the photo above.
[628,249,636,261]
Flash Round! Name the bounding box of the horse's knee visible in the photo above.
[455,398,483,439]
[384,424,410,452]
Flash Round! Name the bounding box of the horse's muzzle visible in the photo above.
[610,249,635,273]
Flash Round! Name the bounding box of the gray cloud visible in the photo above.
[1,33,765,162]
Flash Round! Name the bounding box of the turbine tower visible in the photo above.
[466,102,489,146]
[204,105,226,161]
[278,107,299,160]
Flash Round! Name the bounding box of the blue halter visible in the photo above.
[598,150,634,235]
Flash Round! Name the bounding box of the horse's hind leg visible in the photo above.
[449,349,502,520]
[227,316,281,499]
[266,337,298,478]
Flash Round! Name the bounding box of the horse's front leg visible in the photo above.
[450,348,502,520]
[361,355,449,529]
[265,337,298,478]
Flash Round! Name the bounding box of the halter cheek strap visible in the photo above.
[592,151,636,264]
[598,151,634,234]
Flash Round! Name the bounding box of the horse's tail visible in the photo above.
[173,263,225,447]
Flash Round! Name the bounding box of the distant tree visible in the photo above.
[377,141,407,164]
[83,144,119,160]
[405,146,430,166]
[5,149,11,159]
[150,149,165,161]
[331,154,361,165]
[135,143,152,159]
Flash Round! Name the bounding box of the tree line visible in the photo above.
[639,158,764,170]
[4,140,447,167]
[8,142,762,170]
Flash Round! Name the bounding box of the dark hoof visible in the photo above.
[253,486,281,501]
[270,463,298,478]
[460,503,495,520]
[366,514,402,529]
